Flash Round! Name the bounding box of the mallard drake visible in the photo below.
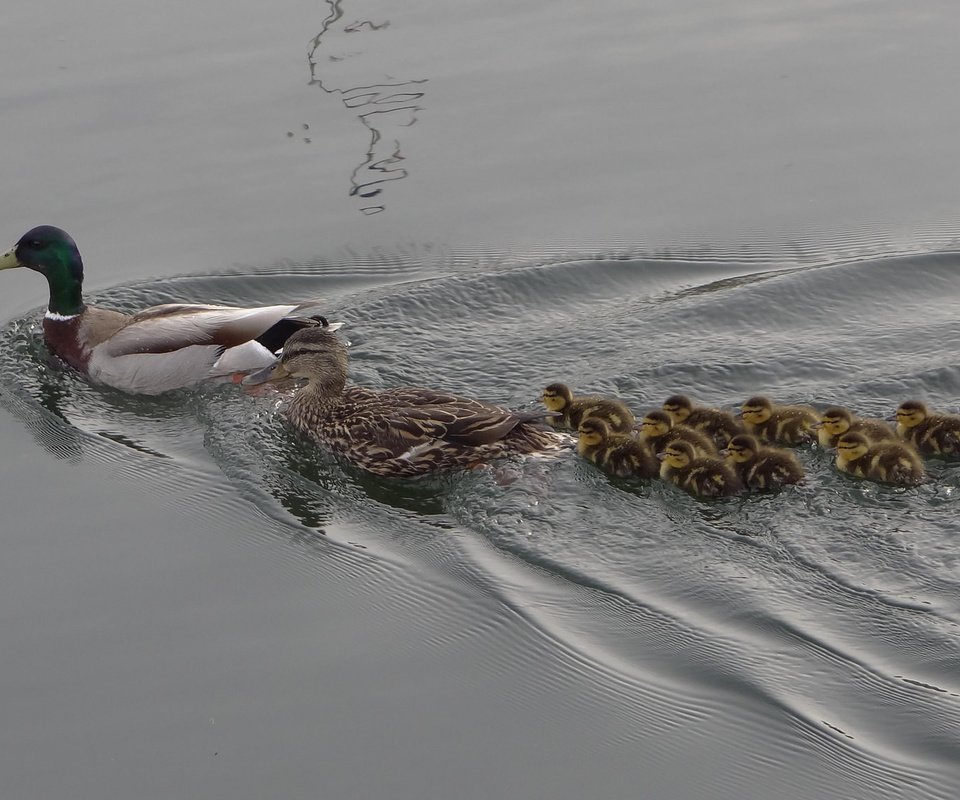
[244,326,563,477]
[0,225,328,394]
[721,433,804,491]
[834,431,924,486]
[576,417,658,478]
[658,439,742,498]
[740,395,818,445]
[662,394,743,445]
[540,383,635,433]
[636,410,717,457]
[893,400,960,457]
[816,405,897,449]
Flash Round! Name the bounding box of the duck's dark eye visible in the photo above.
[28,240,44,248]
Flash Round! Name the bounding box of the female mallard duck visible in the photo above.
[893,400,960,457]
[576,417,658,478]
[245,326,563,477]
[540,383,635,433]
[636,410,717,457]
[739,395,818,445]
[0,225,328,394]
[662,394,743,445]
[816,406,897,449]
[834,431,924,486]
[658,439,742,498]
[721,433,804,491]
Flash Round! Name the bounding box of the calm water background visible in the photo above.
[2,1,960,798]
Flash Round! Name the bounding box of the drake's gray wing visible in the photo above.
[102,304,307,357]
[88,343,226,394]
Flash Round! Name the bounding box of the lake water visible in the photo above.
[2,1,959,798]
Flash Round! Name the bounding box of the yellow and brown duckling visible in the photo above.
[244,326,564,477]
[834,432,924,486]
[541,382,636,434]
[721,434,804,491]
[576,417,659,478]
[658,440,743,498]
[662,394,743,445]
[740,395,819,446]
[816,406,898,449]
[636,410,718,457]
[893,400,960,457]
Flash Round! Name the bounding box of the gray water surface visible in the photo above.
[2,2,960,799]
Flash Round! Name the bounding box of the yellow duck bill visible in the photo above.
[0,247,23,270]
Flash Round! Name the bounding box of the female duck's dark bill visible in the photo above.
[242,360,288,386]
[243,319,346,385]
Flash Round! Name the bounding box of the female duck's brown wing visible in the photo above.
[361,388,547,447]
[384,403,536,447]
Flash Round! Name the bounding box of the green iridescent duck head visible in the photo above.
[1,226,85,316]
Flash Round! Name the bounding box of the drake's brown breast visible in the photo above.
[42,316,90,372]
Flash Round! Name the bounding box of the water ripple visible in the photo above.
[2,245,959,797]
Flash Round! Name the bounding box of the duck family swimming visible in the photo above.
[2,226,955,489]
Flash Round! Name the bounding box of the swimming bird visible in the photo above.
[0,225,329,394]
[244,326,563,477]
[816,406,897,449]
[658,439,742,498]
[636,410,718,457]
[576,417,658,478]
[893,400,960,457]
[721,433,804,491]
[740,395,818,445]
[662,394,743,445]
[834,431,924,486]
[540,382,635,433]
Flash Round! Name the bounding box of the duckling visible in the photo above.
[721,434,804,491]
[541,382,635,433]
[658,440,742,498]
[662,394,743,445]
[244,327,564,477]
[834,431,924,486]
[576,417,659,478]
[893,400,960,457]
[740,395,818,445]
[816,406,898,449]
[636,410,718,457]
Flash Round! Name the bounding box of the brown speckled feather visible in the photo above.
[276,329,563,477]
[287,385,562,477]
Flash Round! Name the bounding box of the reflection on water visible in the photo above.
[307,1,426,215]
